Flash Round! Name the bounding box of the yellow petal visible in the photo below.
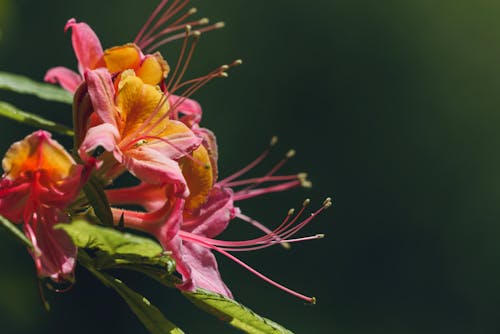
[103,44,141,74]
[181,145,213,211]
[136,52,170,86]
[2,131,74,181]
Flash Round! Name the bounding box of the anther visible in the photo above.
[270,136,279,146]
[297,172,308,180]
[286,149,296,158]
[192,30,201,38]
[215,21,226,29]
[288,208,295,216]
[316,234,325,239]
[301,180,313,188]
[323,197,332,208]
[198,18,209,25]
[220,72,229,77]
[188,7,197,14]
[310,297,317,305]
[233,59,243,66]
[303,198,311,207]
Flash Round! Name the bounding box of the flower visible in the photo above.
[44,18,169,92]
[78,69,202,195]
[105,136,329,302]
[44,1,229,129]
[0,130,87,282]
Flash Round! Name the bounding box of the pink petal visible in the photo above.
[0,179,30,222]
[174,240,233,298]
[24,208,77,282]
[141,125,202,160]
[106,182,169,212]
[79,123,121,160]
[85,69,119,127]
[65,18,104,73]
[121,146,189,197]
[183,186,236,238]
[169,95,203,126]
[44,67,82,93]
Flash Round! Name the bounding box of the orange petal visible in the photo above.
[115,71,170,137]
[181,145,214,211]
[2,131,75,181]
[103,44,142,74]
[136,52,170,85]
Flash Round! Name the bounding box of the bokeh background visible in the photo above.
[1,0,500,333]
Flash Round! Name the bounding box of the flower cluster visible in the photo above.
[0,0,330,303]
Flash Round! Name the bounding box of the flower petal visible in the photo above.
[174,240,233,298]
[24,208,76,282]
[79,123,121,160]
[122,145,188,195]
[169,95,202,127]
[85,69,119,127]
[65,18,105,73]
[106,182,169,212]
[2,130,76,182]
[44,67,82,92]
[136,52,169,86]
[181,145,214,211]
[103,44,142,74]
[183,186,236,238]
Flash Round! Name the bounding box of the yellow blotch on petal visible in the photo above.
[103,44,141,74]
[181,145,214,211]
[115,71,170,137]
[136,52,170,86]
[2,131,75,181]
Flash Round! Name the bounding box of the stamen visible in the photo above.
[178,231,316,303]
[224,174,302,187]
[166,25,192,91]
[169,31,201,93]
[122,135,208,168]
[146,21,225,51]
[219,136,278,186]
[134,0,170,44]
[138,0,189,48]
[237,213,290,249]
[233,180,302,201]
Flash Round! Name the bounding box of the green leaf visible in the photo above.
[0,215,32,249]
[83,175,114,227]
[94,253,179,288]
[56,220,163,257]
[58,219,179,287]
[79,251,184,334]
[0,71,73,104]
[184,289,294,334]
[0,101,74,136]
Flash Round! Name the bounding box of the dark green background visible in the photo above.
[1,0,500,333]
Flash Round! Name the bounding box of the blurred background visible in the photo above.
[1,0,500,333]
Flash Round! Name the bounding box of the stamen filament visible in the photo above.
[233,180,302,201]
[178,231,316,303]
[219,136,278,185]
[135,0,170,45]
[225,174,301,187]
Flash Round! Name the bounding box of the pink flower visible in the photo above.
[0,131,87,282]
[44,1,230,129]
[105,138,329,302]
[78,69,201,195]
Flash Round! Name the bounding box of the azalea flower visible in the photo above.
[105,138,328,303]
[0,131,87,282]
[44,0,228,130]
[78,68,201,195]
